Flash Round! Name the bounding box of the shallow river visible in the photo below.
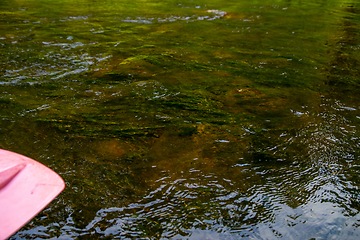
[1,0,360,239]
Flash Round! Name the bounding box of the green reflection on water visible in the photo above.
[1,0,360,239]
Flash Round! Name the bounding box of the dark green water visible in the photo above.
[1,0,360,239]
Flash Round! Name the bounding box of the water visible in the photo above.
[1,0,360,239]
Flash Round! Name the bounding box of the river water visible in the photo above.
[1,0,360,239]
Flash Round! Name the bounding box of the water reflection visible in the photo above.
[9,92,360,239]
[72,96,359,240]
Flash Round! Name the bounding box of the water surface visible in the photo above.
[1,0,360,239]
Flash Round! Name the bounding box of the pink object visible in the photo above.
[0,149,65,240]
